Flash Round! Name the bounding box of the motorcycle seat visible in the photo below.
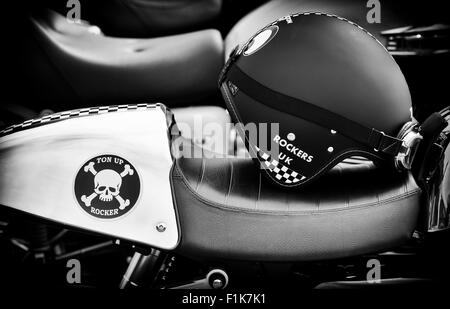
[172,156,421,261]
[24,10,223,107]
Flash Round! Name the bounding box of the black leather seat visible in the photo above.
[21,10,223,107]
[172,156,421,261]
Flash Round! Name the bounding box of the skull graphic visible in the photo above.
[80,160,134,210]
[94,169,122,202]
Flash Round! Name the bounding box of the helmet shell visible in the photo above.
[220,12,412,187]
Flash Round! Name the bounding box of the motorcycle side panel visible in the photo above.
[0,105,179,250]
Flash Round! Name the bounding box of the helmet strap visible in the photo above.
[222,64,405,157]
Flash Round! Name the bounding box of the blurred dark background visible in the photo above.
[2,0,449,128]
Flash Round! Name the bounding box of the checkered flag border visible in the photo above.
[255,147,306,184]
[1,103,159,137]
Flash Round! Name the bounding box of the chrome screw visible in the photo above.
[156,223,167,232]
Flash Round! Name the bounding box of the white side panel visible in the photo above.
[0,106,179,250]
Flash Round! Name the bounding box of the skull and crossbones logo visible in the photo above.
[81,162,134,210]
[75,155,140,218]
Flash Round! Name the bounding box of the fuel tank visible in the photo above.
[0,104,180,250]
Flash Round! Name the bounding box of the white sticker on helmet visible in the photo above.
[243,25,279,56]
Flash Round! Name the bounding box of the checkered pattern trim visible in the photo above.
[0,103,158,137]
[255,147,306,184]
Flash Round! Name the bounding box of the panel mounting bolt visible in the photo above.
[156,223,167,232]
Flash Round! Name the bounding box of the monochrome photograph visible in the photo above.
[1,0,449,303]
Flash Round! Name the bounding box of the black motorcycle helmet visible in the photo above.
[219,12,417,188]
